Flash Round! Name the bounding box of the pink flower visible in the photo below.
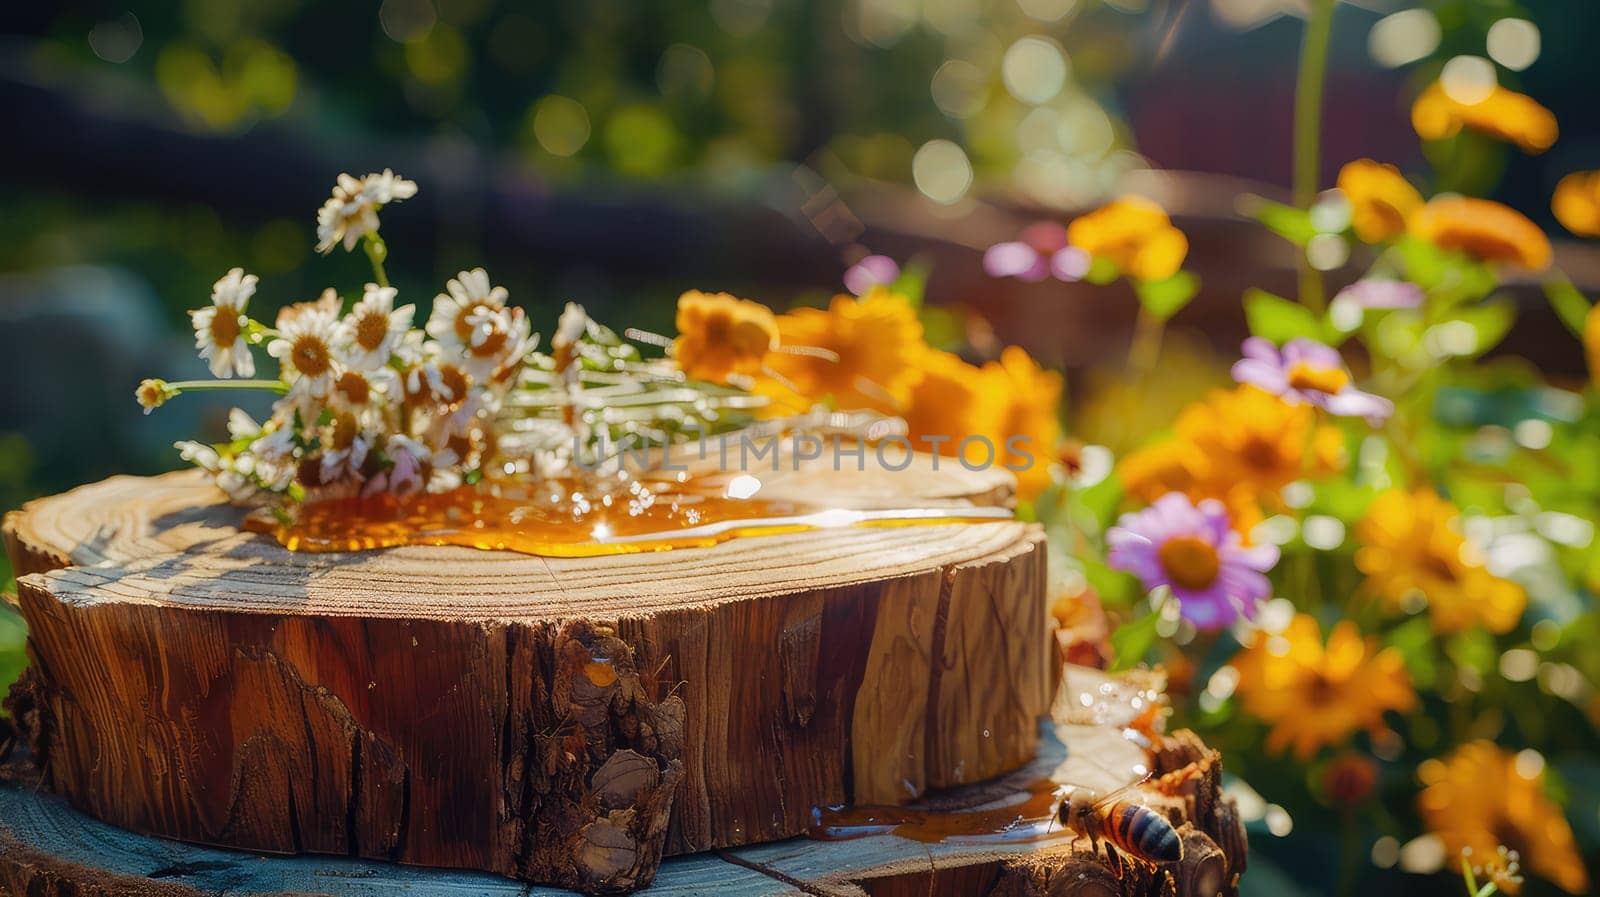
[1107,493,1278,631]
[1333,278,1423,310]
[843,255,900,296]
[983,221,1089,283]
[1232,337,1393,424]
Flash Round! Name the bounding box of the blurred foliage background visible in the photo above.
[4,2,1600,895]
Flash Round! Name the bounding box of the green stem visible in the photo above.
[363,233,391,288]
[168,379,290,394]
[1128,306,1166,380]
[1293,0,1336,313]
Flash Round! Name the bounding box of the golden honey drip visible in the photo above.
[807,779,1069,844]
[245,475,1014,558]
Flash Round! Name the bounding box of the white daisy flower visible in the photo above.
[426,268,508,355]
[268,290,343,401]
[315,169,418,254]
[190,268,258,378]
[176,440,259,502]
[337,283,414,370]
[458,304,535,382]
[365,434,431,499]
[318,414,373,486]
[552,302,587,354]
[226,409,262,441]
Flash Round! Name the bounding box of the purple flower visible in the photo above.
[843,255,900,296]
[982,221,1089,283]
[1107,493,1279,631]
[1232,337,1394,424]
[1333,278,1423,310]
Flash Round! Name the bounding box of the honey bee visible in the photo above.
[1057,778,1183,866]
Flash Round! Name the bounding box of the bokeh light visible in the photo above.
[930,60,988,119]
[1002,36,1069,105]
[532,95,592,157]
[912,139,973,203]
[1486,18,1541,72]
[1439,55,1497,106]
[1368,8,1440,69]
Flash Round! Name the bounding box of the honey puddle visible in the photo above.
[808,780,1070,845]
[245,476,1014,558]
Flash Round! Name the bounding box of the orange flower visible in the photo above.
[983,346,1064,500]
[1337,159,1424,243]
[902,349,1004,467]
[1409,197,1552,271]
[1419,742,1589,894]
[1552,169,1600,238]
[672,290,779,384]
[762,287,926,413]
[1354,488,1526,634]
[1411,80,1558,154]
[1066,196,1188,282]
[1118,385,1344,529]
[1233,614,1415,759]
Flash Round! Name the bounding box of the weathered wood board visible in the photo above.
[0,722,1246,897]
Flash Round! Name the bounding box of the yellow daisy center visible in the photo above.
[335,370,370,406]
[355,310,390,351]
[1158,536,1221,591]
[210,307,242,346]
[1286,362,1350,395]
[291,335,332,378]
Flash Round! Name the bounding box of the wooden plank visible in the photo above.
[0,721,1245,897]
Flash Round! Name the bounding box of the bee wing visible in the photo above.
[1053,740,1153,808]
[1088,770,1154,810]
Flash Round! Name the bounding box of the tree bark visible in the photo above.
[3,459,1054,891]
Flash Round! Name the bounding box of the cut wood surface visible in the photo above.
[3,457,1054,892]
[0,718,1246,897]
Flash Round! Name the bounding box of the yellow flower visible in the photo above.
[1119,385,1344,529]
[762,287,925,413]
[1120,439,1199,505]
[1409,197,1552,271]
[1552,169,1600,238]
[1419,741,1590,895]
[902,349,1005,468]
[1233,614,1416,760]
[1354,489,1526,634]
[672,290,779,385]
[982,346,1064,500]
[1337,159,1424,243]
[1066,196,1188,282]
[1411,81,1558,154]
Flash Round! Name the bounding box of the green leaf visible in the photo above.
[1243,289,1322,343]
[1108,605,1162,672]
[1395,235,1450,291]
[1439,300,1515,358]
[1245,197,1318,247]
[1543,274,1591,339]
[1083,255,1119,286]
[889,258,930,308]
[1134,271,1199,321]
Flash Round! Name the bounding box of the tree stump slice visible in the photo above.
[2,458,1056,892]
[0,720,1245,897]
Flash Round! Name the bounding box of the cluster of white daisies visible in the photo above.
[138,171,542,504]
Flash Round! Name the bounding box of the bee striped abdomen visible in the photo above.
[1106,801,1182,862]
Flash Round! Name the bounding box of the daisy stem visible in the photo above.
[364,233,391,289]
[167,379,291,395]
[1293,0,1335,313]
